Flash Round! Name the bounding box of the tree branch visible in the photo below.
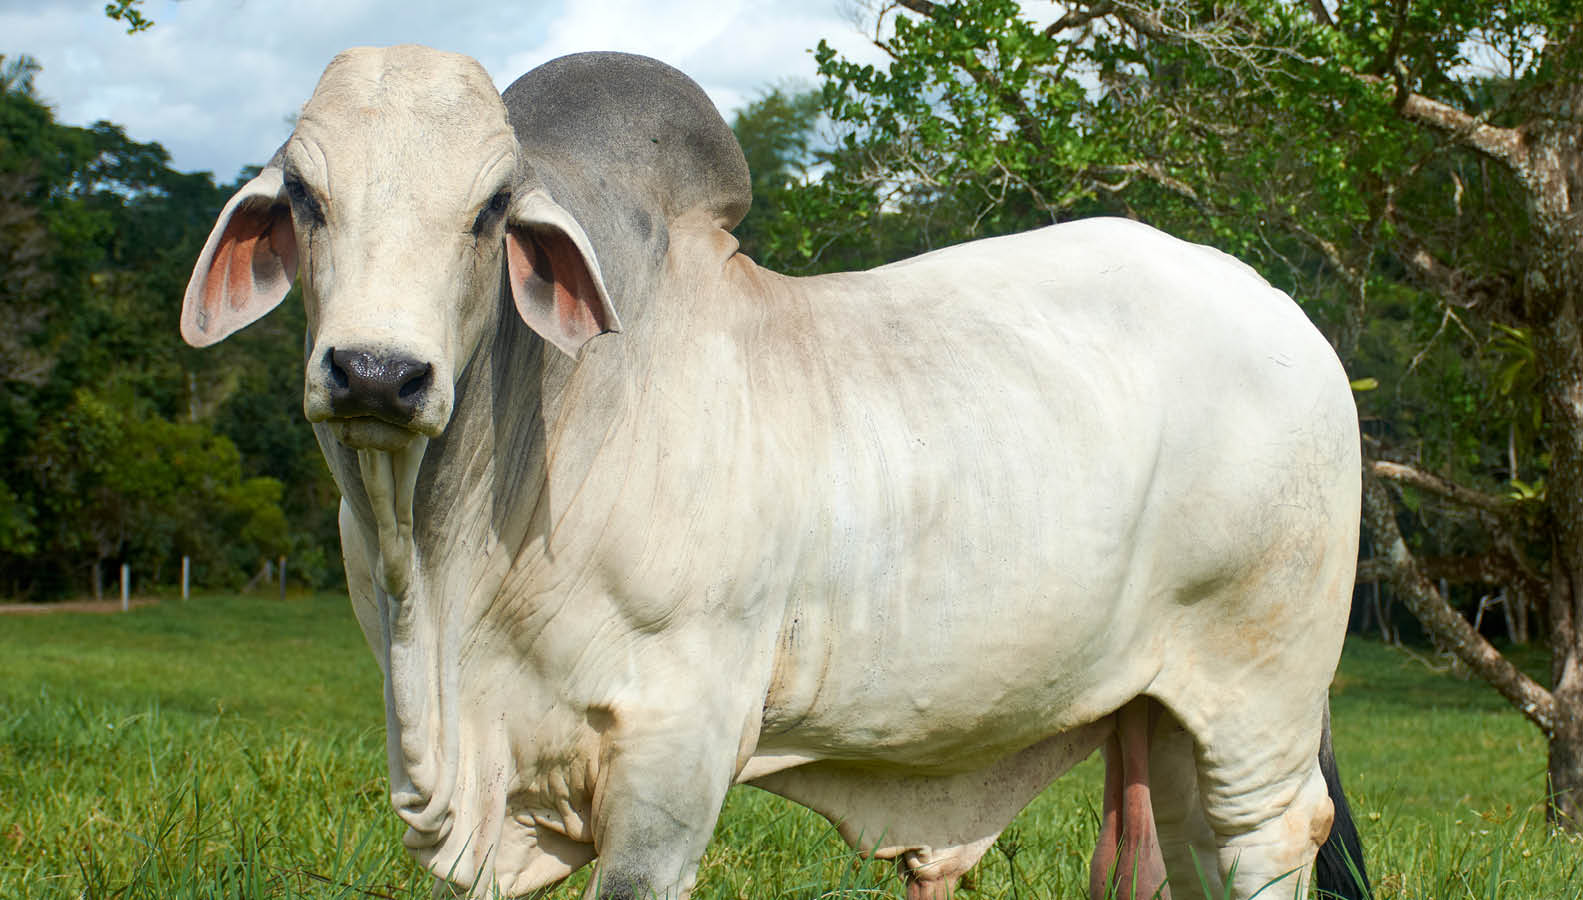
[1363,474,1556,734]
[1045,1,1117,38]
[1347,73,1526,169]
[1108,4,1174,43]
[1370,459,1518,516]
[1393,221,1472,304]
[1355,551,1546,599]
[1090,161,1201,202]
[1378,0,1411,80]
[1400,92,1525,167]
[1287,220,1365,289]
[1304,0,1334,29]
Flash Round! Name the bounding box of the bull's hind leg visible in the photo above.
[1178,694,1336,900]
[1147,713,1220,900]
[1090,699,1169,899]
[1209,759,1333,899]
[1150,470,1355,899]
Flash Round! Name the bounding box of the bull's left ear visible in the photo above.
[505,190,621,358]
[180,167,297,347]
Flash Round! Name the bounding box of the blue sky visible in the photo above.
[2,0,891,182]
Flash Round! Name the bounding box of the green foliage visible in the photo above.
[0,481,35,556]
[0,58,338,599]
[730,85,930,274]
[103,0,153,34]
[803,0,1113,266]
[27,389,289,587]
[731,87,823,265]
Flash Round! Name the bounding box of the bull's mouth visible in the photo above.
[329,416,426,452]
[327,414,436,452]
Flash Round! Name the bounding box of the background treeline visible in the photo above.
[0,55,340,600]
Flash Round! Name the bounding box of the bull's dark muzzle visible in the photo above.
[327,347,434,425]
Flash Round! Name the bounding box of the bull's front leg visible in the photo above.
[581,706,744,900]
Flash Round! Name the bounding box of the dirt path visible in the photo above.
[0,598,160,615]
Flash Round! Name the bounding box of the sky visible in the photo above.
[1,0,893,183]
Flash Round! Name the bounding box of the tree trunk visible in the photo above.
[1548,561,1583,826]
[1527,52,1583,812]
[1550,706,1583,827]
[1505,52,1583,825]
[1511,590,1530,645]
[1533,295,1583,825]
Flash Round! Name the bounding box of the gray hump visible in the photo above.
[503,52,750,229]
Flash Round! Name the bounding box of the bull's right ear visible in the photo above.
[180,167,298,347]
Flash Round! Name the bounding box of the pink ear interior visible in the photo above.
[506,225,610,356]
[183,193,296,347]
[209,199,295,321]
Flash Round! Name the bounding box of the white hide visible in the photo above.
[184,47,1361,900]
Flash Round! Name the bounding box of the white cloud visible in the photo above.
[4,0,891,181]
[500,0,742,77]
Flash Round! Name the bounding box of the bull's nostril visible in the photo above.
[328,347,350,391]
[397,364,432,401]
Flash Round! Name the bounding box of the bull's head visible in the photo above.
[182,45,618,451]
[180,44,619,597]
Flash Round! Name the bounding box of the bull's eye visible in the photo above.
[283,176,325,226]
[473,191,510,235]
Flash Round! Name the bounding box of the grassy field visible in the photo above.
[1,591,1579,899]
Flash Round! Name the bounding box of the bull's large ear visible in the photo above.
[505,190,620,358]
[180,167,297,347]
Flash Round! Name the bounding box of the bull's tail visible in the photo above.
[1314,701,1370,899]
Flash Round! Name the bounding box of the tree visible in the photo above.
[810,0,1583,824]
[0,57,338,599]
[732,88,824,265]
[729,70,1076,274]
[27,390,289,596]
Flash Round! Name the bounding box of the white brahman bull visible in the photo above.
[181,45,1367,900]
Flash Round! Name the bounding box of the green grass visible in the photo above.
[2,592,1580,898]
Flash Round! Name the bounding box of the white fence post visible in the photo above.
[120,564,130,612]
[181,555,190,600]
